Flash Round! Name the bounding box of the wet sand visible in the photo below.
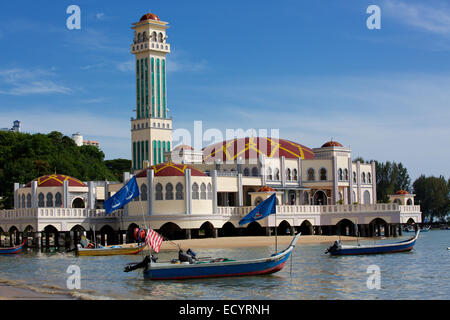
[160,235,359,251]
[0,284,73,300]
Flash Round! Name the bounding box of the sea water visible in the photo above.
[0,230,448,300]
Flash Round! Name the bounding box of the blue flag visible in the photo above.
[104,176,140,214]
[239,193,277,226]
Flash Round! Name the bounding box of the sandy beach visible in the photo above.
[160,234,359,251]
[0,284,73,300]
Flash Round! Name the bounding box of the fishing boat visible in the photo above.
[76,236,146,256]
[404,225,416,232]
[125,233,301,280]
[420,225,431,232]
[0,239,26,254]
[325,230,420,256]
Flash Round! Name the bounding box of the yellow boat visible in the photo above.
[76,236,147,256]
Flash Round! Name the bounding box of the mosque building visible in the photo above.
[0,12,421,247]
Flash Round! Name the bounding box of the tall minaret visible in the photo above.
[130,11,173,171]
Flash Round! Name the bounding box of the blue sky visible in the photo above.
[0,0,449,180]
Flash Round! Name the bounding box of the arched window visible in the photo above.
[344,169,349,181]
[307,168,315,181]
[176,183,184,200]
[353,171,357,183]
[320,168,327,181]
[141,184,148,201]
[274,168,280,181]
[363,190,371,204]
[166,183,174,200]
[21,194,25,208]
[368,172,372,184]
[200,183,207,199]
[55,192,62,207]
[192,183,199,199]
[362,172,366,184]
[254,197,263,206]
[243,168,250,176]
[158,32,163,43]
[293,169,298,181]
[207,183,213,200]
[46,193,53,207]
[152,31,157,42]
[286,168,291,181]
[137,33,142,43]
[155,183,163,200]
[303,192,309,205]
[267,167,273,180]
[38,193,44,207]
[26,194,32,208]
[251,167,258,177]
[406,199,413,205]
[338,168,343,181]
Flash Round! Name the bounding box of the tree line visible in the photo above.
[0,131,131,209]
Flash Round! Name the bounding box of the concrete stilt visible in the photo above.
[185,229,191,239]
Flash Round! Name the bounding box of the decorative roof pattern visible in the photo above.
[140,12,160,22]
[135,162,206,177]
[395,190,410,195]
[25,174,86,188]
[257,186,276,192]
[203,137,314,162]
[321,141,343,148]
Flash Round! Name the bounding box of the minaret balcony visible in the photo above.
[131,41,170,53]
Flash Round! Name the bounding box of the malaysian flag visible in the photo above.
[145,229,164,253]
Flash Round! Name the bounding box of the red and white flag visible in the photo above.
[145,229,164,253]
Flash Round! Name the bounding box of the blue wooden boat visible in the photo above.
[125,233,301,280]
[325,230,420,256]
[0,240,26,254]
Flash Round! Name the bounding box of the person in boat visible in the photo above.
[325,240,342,254]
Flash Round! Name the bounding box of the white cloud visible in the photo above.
[116,59,134,73]
[0,68,72,96]
[96,13,105,20]
[383,0,450,35]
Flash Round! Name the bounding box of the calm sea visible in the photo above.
[0,230,449,300]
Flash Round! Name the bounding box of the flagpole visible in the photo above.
[274,193,277,254]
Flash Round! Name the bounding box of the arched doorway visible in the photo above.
[277,220,292,235]
[299,220,313,235]
[288,191,296,205]
[245,221,265,236]
[220,222,236,237]
[336,219,355,236]
[314,191,327,205]
[99,225,116,246]
[8,226,19,246]
[72,197,85,208]
[159,222,183,240]
[70,225,86,248]
[406,218,415,225]
[370,218,388,237]
[43,225,59,247]
[198,221,215,238]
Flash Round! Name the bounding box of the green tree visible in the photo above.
[0,131,118,209]
[413,175,449,222]
[105,159,132,182]
[375,161,411,203]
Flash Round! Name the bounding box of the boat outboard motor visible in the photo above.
[186,248,197,260]
[123,254,158,273]
[179,250,194,264]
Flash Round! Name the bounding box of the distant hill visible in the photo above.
[0,131,131,209]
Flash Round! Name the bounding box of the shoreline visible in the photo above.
[159,234,367,251]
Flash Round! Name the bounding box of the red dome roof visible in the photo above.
[140,13,160,22]
[25,174,86,188]
[321,141,343,148]
[135,162,206,177]
[203,137,314,163]
[395,190,410,195]
[257,186,275,192]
